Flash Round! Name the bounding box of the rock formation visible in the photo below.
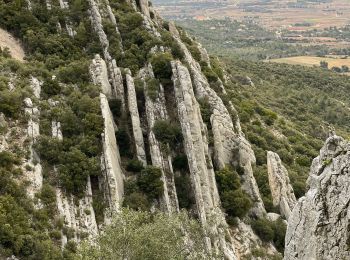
[140,64,179,213]
[267,151,296,219]
[99,93,124,210]
[169,22,265,217]
[90,54,113,98]
[285,135,350,260]
[24,78,43,198]
[126,69,147,165]
[172,60,237,259]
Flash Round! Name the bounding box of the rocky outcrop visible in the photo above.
[90,54,113,97]
[88,0,125,107]
[139,0,150,18]
[125,69,147,165]
[172,61,236,259]
[232,219,280,259]
[267,151,296,219]
[285,135,350,260]
[169,23,265,216]
[56,177,98,247]
[140,64,179,213]
[24,78,43,198]
[57,0,75,37]
[99,93,124,210]
[26,0,32,10]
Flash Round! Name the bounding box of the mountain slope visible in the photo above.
[1,0,349,260]
[0,0,280,259]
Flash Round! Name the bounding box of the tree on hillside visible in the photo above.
[320,61,328,69]
[79,209,219,260]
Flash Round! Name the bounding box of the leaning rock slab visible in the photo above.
[267,151,296,219]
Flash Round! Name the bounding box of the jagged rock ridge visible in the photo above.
[285,135,350,260]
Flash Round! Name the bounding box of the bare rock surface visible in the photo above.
[285,135,350,260]
[267,151,296,219]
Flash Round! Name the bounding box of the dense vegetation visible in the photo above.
[176,19,345,60]
[2,0,348,259]
[224,58,350,200]
[80,209,217,259]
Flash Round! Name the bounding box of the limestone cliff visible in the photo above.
[285,135,350,260]
[0,0,290,258]
[267,151,296,219]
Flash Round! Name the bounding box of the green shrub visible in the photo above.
[0,151,20,168]
[58,148,100,196]
[123,192,150,211]
[198,97,212,125]
[146,78,160,101]
[109,99,122,118]
[57,60,90,85]
[0,89,22,118]
[172,155,189,171]
[35,136,63,165]
[188,45,201,61]
[215,167,241,193]
[150,53,173,81]
[251,218,275,242]
[221,189,252,219]
[126,159,144,172]
[37,184,56,214]
[251,217,287,253]
[153,120,182,146]
[42,78,61,97]
[171,42,185,60]
[116,128,131,157]
[272,218,287,252]
[175,174,193,209]
[138,166,164,200]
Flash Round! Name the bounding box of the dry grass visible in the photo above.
[0,28,25,61]
[268,56,350,70]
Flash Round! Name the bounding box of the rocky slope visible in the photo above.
[2,0,349,259]
[285,135,350,260]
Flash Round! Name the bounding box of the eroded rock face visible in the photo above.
[90,54,113,97]
[284,135,350,260]
[267,151,296,219]
[232,219,280,259]
[99,93,124,210]
[169,23,265,217]
[139,0,150,17]
[140,64,179,213]
[24,78,43,199]
[125,69,147,165]
[56,177,98,247]
[172,60,237,259]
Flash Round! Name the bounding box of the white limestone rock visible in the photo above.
[284,135,350,260]
[267,151,296,219]
[52,121,63,140]
[169,24,265,216]
[90,54,113,97]
[88,0,125,108]
[125,69,147,165]
[24,78,43,199]
[139,0,150,17]
[99,93,124,210]
[232,219,280,259]
[172,61,237,259]
[140,64,179,213]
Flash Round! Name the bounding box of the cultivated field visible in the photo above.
[269,56,350,71]
[155,0,350,31]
